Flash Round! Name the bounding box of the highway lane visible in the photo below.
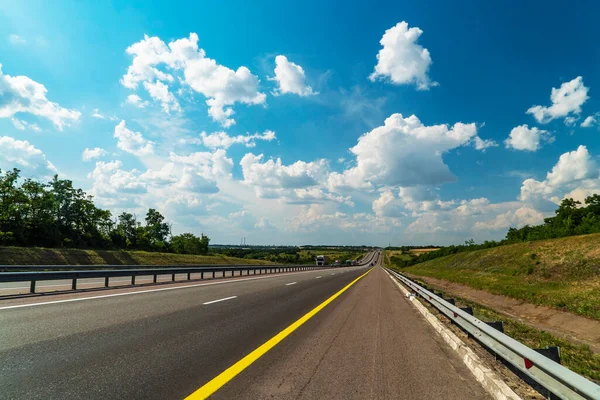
[0,262,371,399]
[0,251,488,399]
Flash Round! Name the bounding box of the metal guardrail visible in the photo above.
[386,267,600,400]
[0,252,378,294]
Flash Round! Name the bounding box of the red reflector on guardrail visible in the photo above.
[524,358,533,369]
[453,312,458,318]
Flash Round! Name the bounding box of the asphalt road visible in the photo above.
[0,252,489,399]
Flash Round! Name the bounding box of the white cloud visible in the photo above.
[0,64,80,130]
[270,55,316,96]
[169,148,233,181]
[581,113,599,128]
[143,80,181,113]
[139,163,178,186]
[505,124,551,151]
[473,136,498,151]
[330,113,477,190]
[126,94,149,108]
[527,77,589,124]
[82,147,108,162]
[474,207,544,231]
[87,160,147,198]
[373,189,405,218]
[11,118,41,132]
[564,116,579,127]
[240,153,328,189]
[519,145,599,204]
[0,136,57,178]
[114,120,155,156]
[8,34,26,45]
[199,130,276,149]
[369,21,436,90]
[121,33,266,126]
[91,109,105,119]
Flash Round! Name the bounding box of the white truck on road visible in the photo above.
[316,255,330,266]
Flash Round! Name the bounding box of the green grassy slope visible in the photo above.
[0,246,275,266]
[397,233,600,320]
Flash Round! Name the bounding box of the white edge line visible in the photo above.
[285,282,297,286]
[0,269,329,311]
[202,296,237,305]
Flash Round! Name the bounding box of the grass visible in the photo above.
[395,234,600,320]
[411,282,600,383]
[0,246,275,266]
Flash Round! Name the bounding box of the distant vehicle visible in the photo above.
[333,260,341,266]
[352,260,358,266]
[345,260,352,265]
[316,255,330,266]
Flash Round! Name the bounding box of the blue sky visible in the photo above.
[1,0,599,245]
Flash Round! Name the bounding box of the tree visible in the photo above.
[145,208,170,250]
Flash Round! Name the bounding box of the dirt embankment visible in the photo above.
[406,273,600,354]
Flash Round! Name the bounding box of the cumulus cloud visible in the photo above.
[520,145,599,204]
[240,153,328,189]
[0,136,57,178]
[169,148,233,181]
[474,207,544,231]
[369,21,436,90]
[0,64,80,130]
[143,80,181,113]
[82,147,108,162]
[505,124,552,151]
[114,120,155,156]
[372,189,405,218]
[199,130,276,149]
[581,113,599,128]
[270,55,316,96]
[87,160,147,198]
[329,113,477,191]
[527,77,589,124]
[126,94,149,108]
[121,33,266,126]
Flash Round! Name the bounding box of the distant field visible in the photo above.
[0,246,275,266]
[408,248,440,254]
[397,233,600,320]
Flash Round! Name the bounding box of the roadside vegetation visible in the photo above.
[0,168,209,255]
[388,233,600,320]
[409,281,600,383]
[0,246,274,266]
[389,195,600,268]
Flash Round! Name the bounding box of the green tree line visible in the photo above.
[391,194,600,268]
[0,168,209,254]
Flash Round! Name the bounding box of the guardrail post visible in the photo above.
[30,280,36,293]
[153,274,157,283]
[460,307,474,315]
[131,276,136,285]
[105,277,109,287]
[72,279,77,290]
[487,321,505,333]
[445,298,456,306]
[201,271,204,279]
[187,272,191,280]
[172,273,175,282]
[534,346,561,364]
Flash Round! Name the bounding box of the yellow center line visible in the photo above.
[185,267,373,399]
